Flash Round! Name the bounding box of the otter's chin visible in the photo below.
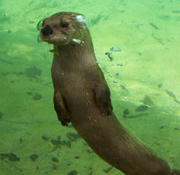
[40,34,70,45]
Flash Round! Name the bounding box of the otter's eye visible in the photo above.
[61,22,69,28]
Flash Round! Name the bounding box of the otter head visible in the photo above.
[37,12,88,46]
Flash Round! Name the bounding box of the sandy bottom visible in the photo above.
[0,0,180,174]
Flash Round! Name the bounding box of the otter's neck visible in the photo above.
[53,32,97,70]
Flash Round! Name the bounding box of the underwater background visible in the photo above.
[0,0,180,174]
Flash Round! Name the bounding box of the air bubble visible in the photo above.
[37,35,42,43]
[37,19,44,30]
[72,39,82,44]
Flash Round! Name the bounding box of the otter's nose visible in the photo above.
[41,25,53,36]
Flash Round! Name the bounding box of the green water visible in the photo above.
[0,0,180,174]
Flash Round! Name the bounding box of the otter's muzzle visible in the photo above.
[41,25,53,36]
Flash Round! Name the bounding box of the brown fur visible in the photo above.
[38,12,180,175]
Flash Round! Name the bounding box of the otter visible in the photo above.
[37,12,180,175]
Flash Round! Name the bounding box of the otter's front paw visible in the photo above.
[60,118,71,126]
[54,91,71,126]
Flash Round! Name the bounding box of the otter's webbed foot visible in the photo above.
[95,85,113,116]
[54,91,70,126]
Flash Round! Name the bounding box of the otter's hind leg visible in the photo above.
[54,91,70,126]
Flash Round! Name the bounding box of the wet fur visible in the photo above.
[39,12,180,175]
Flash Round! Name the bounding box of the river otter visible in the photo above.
[37,12,180,175]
